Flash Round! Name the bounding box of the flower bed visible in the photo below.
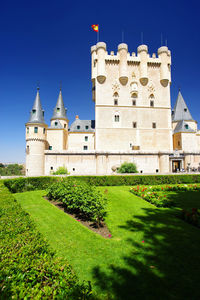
[130,184,200,207]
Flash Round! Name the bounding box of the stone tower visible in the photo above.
[91,42,173,153]
[25,88,47,176]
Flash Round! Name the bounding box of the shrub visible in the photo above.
[117,162,138,174]
[0,182,93,299]
[47,179,107,226]
[53,166,69,175]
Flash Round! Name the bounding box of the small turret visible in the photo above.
[158,46,171,87]
[25,88,47,176]
[118,43,128,85]
[48,89,69,151]
[96,42,106,84]
[137,45,148,86]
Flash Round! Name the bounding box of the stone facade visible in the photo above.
[25,42,200,176]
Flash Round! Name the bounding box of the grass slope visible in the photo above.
[15,187,200,300]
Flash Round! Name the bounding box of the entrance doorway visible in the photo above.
[172,160,181,172]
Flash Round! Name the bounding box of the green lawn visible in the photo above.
[15,187,200,300]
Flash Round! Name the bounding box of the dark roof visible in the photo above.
[51,90,67,120]
[174,120,195,133]
[69,119,95,132]
[27,89,46,124]
[172,91,194,122]
[49,119,63,129]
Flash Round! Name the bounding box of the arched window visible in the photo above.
[114,114,120,122]
[149,94,155,99]
[113,92,119,106]
[131,93,137,106]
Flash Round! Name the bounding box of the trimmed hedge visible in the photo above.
[0,182,93,299]
[3,174,200,193]
[3,176,58,193]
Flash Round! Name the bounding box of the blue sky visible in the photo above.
[0,0,200,163]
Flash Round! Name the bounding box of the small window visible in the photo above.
[27,127,29,134]
[150,100,154,107]
[42,111,44,116]
[178,141,180,146]
[32,109,36,114]
[73,168,75,171]
[130,143,132,148]
[77,125,80,130]
[152,122,156,129]
[26,145,29,154]
[49,146,52,150]
[132,100,136,106]
[156,169,159,173]
[133,122,137,128]
[184,108,187,112]
[34,127,38,133]
[64,124,66,128]
[185,124,189,129]
[172,110,174,115]
[85,136,88,141]
[57,108,60,112]
[149,94,155,99]
[114,99,118,105]
[50,166,53,170]
[83,145,88,150]
[85,125,89,130]
[115,115,120,122]
[55,122,58,126]
[43,128,45,134]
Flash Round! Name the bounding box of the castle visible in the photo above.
[25,42,200,176]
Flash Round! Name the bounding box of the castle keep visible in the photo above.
[25,42,200,176]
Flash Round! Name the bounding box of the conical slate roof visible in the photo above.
[174,120,195,133]
[172,91,194,122]
[27,88,45,124]
[51,90,67,120]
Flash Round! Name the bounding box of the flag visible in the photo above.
[91,24,99,32]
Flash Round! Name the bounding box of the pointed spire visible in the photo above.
[27,88,46,124]
[172,91,194,122]
[51,89,67,120]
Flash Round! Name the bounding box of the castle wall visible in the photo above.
[44,151,162,175]
[181,133,198,152]
[46,129,67,150]
[68,132,95,151]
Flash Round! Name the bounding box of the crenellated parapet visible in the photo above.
[91,42,171,87]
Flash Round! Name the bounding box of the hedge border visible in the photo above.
[3,174,200,193]
[0,182,93,299]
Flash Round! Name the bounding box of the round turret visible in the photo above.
[25,88,47,176]
[137,44,148,86]
[118,43,128,85]
[96,42,106,84]
[158,46,170,87]
[91,45,97,81]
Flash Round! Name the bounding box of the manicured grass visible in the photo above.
[15,187,200,299]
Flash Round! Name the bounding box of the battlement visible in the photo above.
[91,42,171,87]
